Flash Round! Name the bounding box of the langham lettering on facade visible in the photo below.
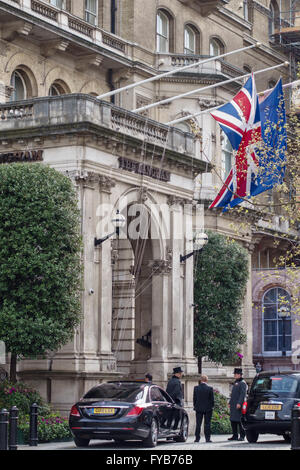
[0,149,43,164]
[118,157,170,182]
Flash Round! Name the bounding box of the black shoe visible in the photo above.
[228,436,239,441]
[238,437,245,441]
[206,440,212,443]
[194,439,199,443]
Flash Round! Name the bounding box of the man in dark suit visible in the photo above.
[193,374,215,443]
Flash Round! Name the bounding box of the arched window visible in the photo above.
[10,69,28,101]
[209,37,224,57]
[243,0,249,21]
[263,287,291,354]
[184,25,198,54]
[156,10,170,53]
[268,79,276,89]
[48,81,69,96]
[269,0,279,37]
[221,132,233,178]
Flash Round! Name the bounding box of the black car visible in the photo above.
[242,371,300,443]
[69,381,189,447]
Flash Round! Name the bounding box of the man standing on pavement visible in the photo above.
[193,374,214,443]
[228,368,247,441]
[166,367,184,430]
[166,366,184,406]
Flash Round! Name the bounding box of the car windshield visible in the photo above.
[83,383,145,402]
[251,375,298,395]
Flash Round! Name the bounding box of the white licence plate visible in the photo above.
[265,411,275,420]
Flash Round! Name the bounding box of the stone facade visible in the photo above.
[0,0,299,426]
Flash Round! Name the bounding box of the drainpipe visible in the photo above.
[107,69,115,104]
[111,0,117,34]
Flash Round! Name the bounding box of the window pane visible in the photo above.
[50,0,64,8]
[157,36,168,53]
[84,383,144,401]
[264,336,277,351]
[252,375,298,394]
[263,305,277,319]
[264,320,277,336]
[86,0,97,13]
[277,288,291,304]
[278,335,292,351]
[210,39,220,56]
[278,320,291,336]
[11,71,26,101]
[185,27,195,54]
[264,288,276,303]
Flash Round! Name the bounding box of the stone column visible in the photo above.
[241,242,256,378]
[76,171,102,372]
[148,259,170,380]
[182,202,198,374]
[96,175,117,373]
[168,196,184,358]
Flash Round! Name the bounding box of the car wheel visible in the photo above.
[143,419,158,448]
[74,436,90,447]
[283,432,291,443]
[246,430,259,443]
[175,416,189,442]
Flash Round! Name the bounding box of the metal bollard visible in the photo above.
[291,404,300,450]
[29,403,38,447]
[8,406,18,451]
[0,408,9,450]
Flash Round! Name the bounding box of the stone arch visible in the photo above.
[48,79,71,96]
[111,187,169,375]
[183,21,201,54]
[7,61,38,99]
[43,66,74,96]
[209,35,226,56]
[79,79,106,95]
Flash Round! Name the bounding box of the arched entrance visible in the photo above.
[111,192,166,378]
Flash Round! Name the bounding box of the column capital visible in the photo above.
[99,175,116,194]
[167,195,189,207]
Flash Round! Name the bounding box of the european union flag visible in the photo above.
[252,78,287,197]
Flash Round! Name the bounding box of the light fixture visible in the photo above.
[180,232,208,262]
[94,209,126,246]
[278,304,291,357]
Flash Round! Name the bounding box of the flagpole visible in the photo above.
[258,78,300,96]
[164,62,290,125]
[96,43,260,100]
[133,61,289,114]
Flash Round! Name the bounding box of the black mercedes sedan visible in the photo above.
[69,381,189,447]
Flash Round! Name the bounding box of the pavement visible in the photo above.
[17,433,292,451]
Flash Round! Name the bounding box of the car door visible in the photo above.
[150,386,171,436]
[160,388,182,433]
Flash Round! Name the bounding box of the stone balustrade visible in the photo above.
[157,53,243,79]
[4,0,128,54]
[0,94,196,158]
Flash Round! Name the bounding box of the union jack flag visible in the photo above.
[209,75,261,210]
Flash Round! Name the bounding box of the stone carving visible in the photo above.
[167,195,189,207]
[99,175,116,194]
[151,259,172,275]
